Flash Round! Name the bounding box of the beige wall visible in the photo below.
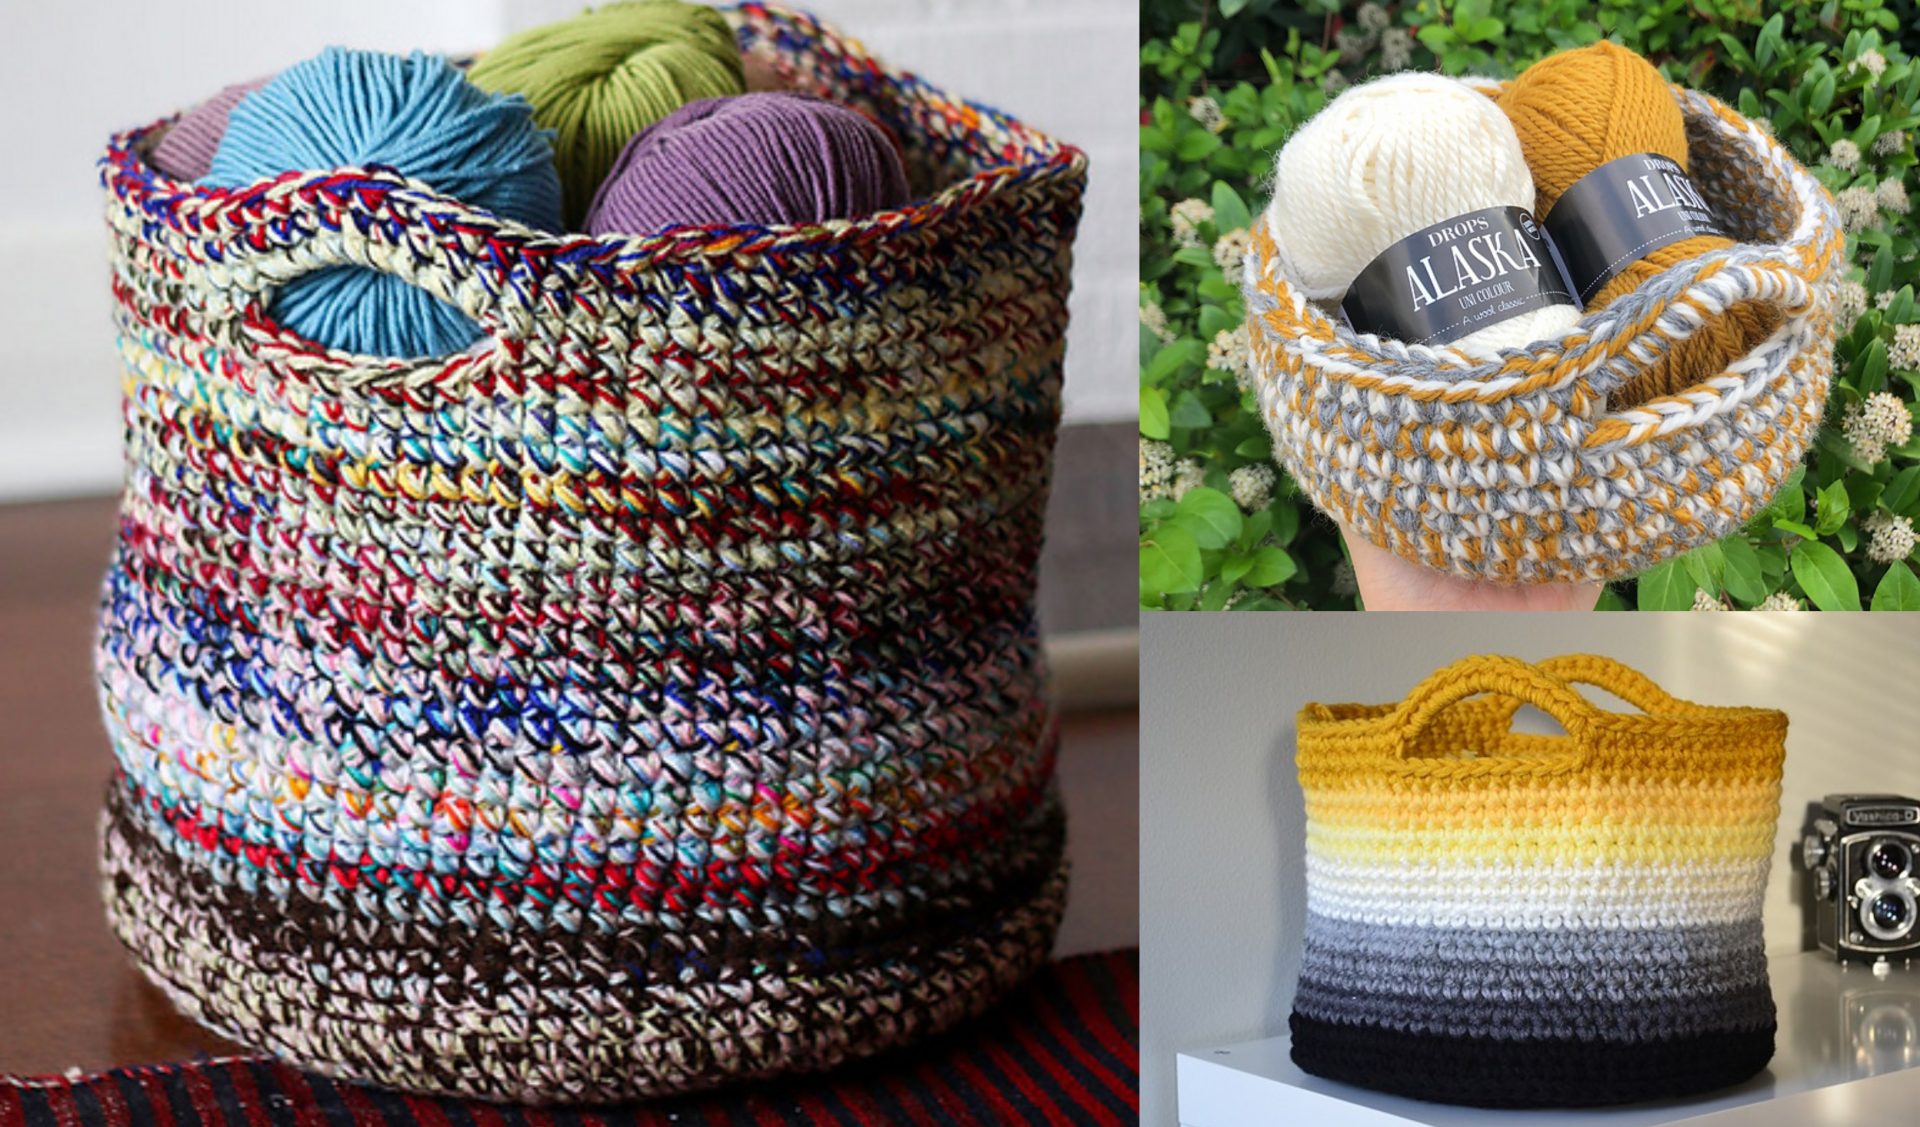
[1141,613,1920,1127]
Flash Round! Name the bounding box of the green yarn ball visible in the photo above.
[469,0,746,225]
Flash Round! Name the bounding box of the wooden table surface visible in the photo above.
[0,496,1139,1078]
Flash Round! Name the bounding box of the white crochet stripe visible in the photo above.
[1305,853,1772,930]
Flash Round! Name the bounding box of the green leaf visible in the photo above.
[1143,339,1205,386]
[1140,525,1203,598]
[1220,553,1254,586]
[1176,486,1243,549]
[1245,545,1298,587]
[1200,580,1236,612]
[1175,130,1221,162]
[1883,466,1920,516]
[1239,508,1273,550]
[1873,562,1920,610]
[1170,390,1212,429]
[1858,338,1889,395]
[1219,0,1248,16]
[1210,180,1252,234]
[1815,479,1852,535]
[1636,558,1697,610]
[1720,537,1768,605]
[1792,541,1862,611]
[1810,71,1837,114]
[1234,435,1273,458]
[1773,519,1819,540]
[1682,541,1724,595]
[1140,387,1170,439]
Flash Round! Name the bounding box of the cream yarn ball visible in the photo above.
[1265,72,1580,357]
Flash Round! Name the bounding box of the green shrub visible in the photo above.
[1140,0,1920,610]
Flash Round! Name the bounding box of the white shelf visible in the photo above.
[1178,951,1920,1127]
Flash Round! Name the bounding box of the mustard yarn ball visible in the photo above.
[1499,41,1777,406]
[468,0,747,225]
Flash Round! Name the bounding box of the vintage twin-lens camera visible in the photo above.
[1804,794,1920,962]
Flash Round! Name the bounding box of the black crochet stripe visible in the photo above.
[1289,1012,1775,1108]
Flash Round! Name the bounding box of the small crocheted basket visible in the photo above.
[1291,654,1786,1107]
[93,3,1083,1105]
[1244,85,1843,585]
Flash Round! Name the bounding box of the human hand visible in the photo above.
[1341,524,1602,611]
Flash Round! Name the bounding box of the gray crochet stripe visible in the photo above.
[1293,912,1774,1042]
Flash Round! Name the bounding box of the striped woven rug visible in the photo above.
[1,951,1136,1127]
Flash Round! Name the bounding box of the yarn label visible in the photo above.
[1340,206,1578,347]
[1544,152,1725,304]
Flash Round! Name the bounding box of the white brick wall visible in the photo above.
[0,0,1135,500]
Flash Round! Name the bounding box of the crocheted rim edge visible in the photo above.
[101,1,1088,265]
[1293,654,1790,770]
[1246,82,1840,411]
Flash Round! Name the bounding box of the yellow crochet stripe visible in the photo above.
[1297,654,1786,868]
[1303,778,1783,832]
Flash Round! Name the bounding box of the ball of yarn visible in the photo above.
[204,48,564,359]
[151,76,270,181]
[468,0,747,225]
[1499,41,1779,406]
[584,93,911,234]
[1266,72,1580,357]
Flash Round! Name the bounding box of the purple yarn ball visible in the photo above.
[150,76,272,181]
[584,92,910,235]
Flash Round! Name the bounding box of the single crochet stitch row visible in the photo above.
[1289,655,1787,1108]
[1243,84,1842,586]
[93,2,1087,1106]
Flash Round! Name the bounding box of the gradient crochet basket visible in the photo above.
[1291,654,1787,1107]
[93,3,1083,1105]
[1243,84,1843,585]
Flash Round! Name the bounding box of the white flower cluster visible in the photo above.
[1211,326,1253,391]
[1829,138,1862,172]
[1332,559,1358,598]
[1140,439,1175,501]
[1837,186,1878,232]
[1170,198,1214,247]
[1893,324,1920,372]
[1836,279,1868,327]
[1691,589,1729,611]
[1321,69,1350,95]
[1228,463,1276,512]
[1876,130,1909,158]
[1334,26,1374,65]
[1755,591,1806,612]
[1864,511,1918,565]
[1845,392,1914,464]
[1380,28,1413,71]
[1878,289,1897,311]
[1877,178,1910,215]
[1212,228,1252,274]
[1140,299,1171,343]
[1171,459,1207,502]
[1356,2,1391,32]
[1851,49,1888,80]
[1186,95,1225,134]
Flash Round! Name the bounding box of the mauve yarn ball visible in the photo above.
[584,92,911,234]
[150,76,271,181]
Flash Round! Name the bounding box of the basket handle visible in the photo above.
[1521,654,1679,714]
[197,170,552,353]
[1388,655,1599,766]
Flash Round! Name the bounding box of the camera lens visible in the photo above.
[1871,894,1910,931]
[1870,841,1912,880]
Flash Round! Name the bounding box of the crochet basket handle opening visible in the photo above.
[1486,653,1683,720]
[1388,654,1599,770]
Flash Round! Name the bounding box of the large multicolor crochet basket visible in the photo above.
[1290,654,1786,1107]
[93,3,1084,1105]
[1244,84,1843,585]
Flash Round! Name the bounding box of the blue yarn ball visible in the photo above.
[204,48,563,358]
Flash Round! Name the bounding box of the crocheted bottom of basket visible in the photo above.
[100,776,1069,1105]
[1289,1012,1776,1107]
